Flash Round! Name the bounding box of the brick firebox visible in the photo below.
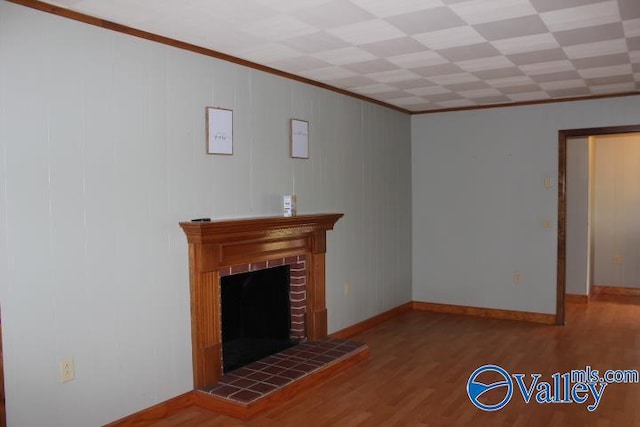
[219,255,308,341]
[180,214,343,390]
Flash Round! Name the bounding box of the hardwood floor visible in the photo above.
[145,298,640,426]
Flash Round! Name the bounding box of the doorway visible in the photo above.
[557,124,640,325]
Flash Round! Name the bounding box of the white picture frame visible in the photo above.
[290,119,309,159]
[206,107,233,155]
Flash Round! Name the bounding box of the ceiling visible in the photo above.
[38,0,640,113]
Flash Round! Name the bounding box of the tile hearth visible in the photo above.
[205,339,367,405]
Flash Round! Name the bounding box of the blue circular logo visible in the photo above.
[467,364,513,411]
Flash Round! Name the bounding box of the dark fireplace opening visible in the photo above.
[221,265,298,373]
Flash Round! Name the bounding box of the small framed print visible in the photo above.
[206,107,233,155]
[290,119,309,159]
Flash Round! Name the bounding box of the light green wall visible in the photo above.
[412,96,640,314]
[0,3,412,425]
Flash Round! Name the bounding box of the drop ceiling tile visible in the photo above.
[629,36,640,50]
[293,0,374,28]
[623,19,640,37]
[553,23,625,47]
[313,46,377,65]
[500,83,545,94]
[48,0,87,5]
[386,7,466,34]
[539,79,587,91]
[387,51,448,68]
[473,15,548,41]
[328,19,406,45]
[437,98,477,108]
[438,43,501,62]
[458,87,504,98]
[255,0,334,13]
[547,86,592,97]
[508,91,551,101]
[563,39,628,59]
[393,78,433,89]
[352,83,397,94]
[529,70,582,82]
[413,26,485,50]
[350,0,445,18]
[474,67,524,80]
[519,60,575,75]
[529,0,606,13]
[424,92,465,102]
[578,64,633,79]
[406,85,451,96]
[449,0,538,25]
[444,81,491,91]
[192,0,278,27]
[618,0,640,19]
[474,95,512,104]
[539,1,621,32]
[572,53,631,69]
[240,15,318,41]
[428,72,480,85]
[387,95,431,106]
[298,66,358,80]
[492,33,560,55]
[411,62,465,77]
[507,48,568,65]
[366,69,422,83]
[370,90,413,99]
[281,32,350,53]
[267,56,331,72]
[360,37,427,56]
[237,43,303,63]
[632,51,640,63]
[487,75,537,88]
[188,25,265,52]
[343,59,398,73]
[585,74,634,86]
[456,56,515,72]
[325,75,379,88]
[591,81,637,93]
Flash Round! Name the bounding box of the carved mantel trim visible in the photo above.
[179,213,343,389]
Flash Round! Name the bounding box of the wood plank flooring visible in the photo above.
[144,296,640,426]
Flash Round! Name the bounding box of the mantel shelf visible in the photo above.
[179,213,344,244]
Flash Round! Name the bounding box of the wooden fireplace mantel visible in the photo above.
[179,213,343,389]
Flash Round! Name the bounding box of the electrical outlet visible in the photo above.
[541,219,552,229]
[513,273,522,284]
[614,255,623,265]
[60,358,75,383]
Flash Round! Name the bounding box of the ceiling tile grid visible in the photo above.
[40,0,640,112]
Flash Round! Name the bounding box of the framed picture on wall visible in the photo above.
[290,119,309,159]
[206,107,233,155]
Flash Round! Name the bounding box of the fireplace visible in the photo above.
[180,214,343,389]
[221,264,297,372]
